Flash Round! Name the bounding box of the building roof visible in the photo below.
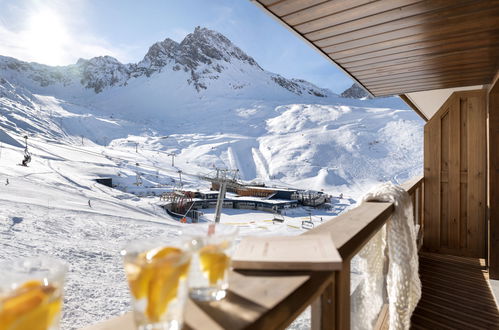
[252,0,499,119]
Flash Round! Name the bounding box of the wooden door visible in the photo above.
[424,90,486,258]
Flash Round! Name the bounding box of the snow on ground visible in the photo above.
[0,134,357,329]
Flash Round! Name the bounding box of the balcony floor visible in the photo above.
[411,252,499,329]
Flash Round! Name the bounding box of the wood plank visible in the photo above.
[282,0,373,26]
[304,202,394,260]
[435,172,469,184]
[371,78,491,96]
[310,277,335,330]
[354,59,494,81]
[412,253,499,329]
[304,0,458,41]
[329,20,499,62]
[320,8,499,54]
[466,92,487,258]
[292,0,419,34]
[347,54,499,86]
[349,48,499,77]
[311,0,485,46]
[399,175,424,195]
[488,71,499,279]
[448,96,461,249]
[259,0,283,6]
[357,62,495,82]
[338,32,499,70]
[267,0,327,17]
[334,262,350,330]
[371,78,491,95]
[424,116,441,251]
[440,111,450,247]
[367,74,490,93]
[460,98,468,250]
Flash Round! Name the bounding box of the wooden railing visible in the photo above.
[83,176,424,330]
[309,175,424,330]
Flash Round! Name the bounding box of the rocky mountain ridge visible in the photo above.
[0,27,331,97]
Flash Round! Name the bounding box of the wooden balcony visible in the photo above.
[412,253,499,329]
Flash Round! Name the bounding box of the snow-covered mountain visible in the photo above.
[0,27,331,98]
[0,26,424,329]
[0,26,422,191]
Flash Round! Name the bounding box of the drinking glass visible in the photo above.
[183,224,238,302]
[121,238,191,330]
[0,256,68,330]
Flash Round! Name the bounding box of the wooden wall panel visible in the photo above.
[448,97,461,249]
[440,111,450,247]
[488,72,499,279]
[424,90,487,257]
[467,94,487,257]
[424,116,440,251]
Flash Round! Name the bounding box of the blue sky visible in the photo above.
[0,0,353,93]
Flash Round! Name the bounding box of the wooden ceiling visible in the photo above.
[253,0,499,96]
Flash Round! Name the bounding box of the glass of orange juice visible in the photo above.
[183,224,238,302]
[121,238,191,330]
[0,256,67,330]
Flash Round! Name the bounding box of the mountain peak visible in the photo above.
[177,26,259,69]
[341,83,372,99]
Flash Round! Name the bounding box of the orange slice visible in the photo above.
[199,244,230,285]
[0,280,61,330]
[145,248,189,322]
[125,246,190,322]
[127,247,183,299]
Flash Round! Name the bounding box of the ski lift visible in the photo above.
[272,206,285,224]
[21,135,31,166]
[272,213,285,224]
[301,220,314,230]
[301,211,314,229]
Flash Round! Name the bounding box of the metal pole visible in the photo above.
[214,180,227,223]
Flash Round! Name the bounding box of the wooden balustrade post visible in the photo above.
[311,262,350,330]
[412,190,417,225]
[311,277,335,330]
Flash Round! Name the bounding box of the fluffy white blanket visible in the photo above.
[351,182,421,330]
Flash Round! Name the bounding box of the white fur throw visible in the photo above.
[352,182,421,330]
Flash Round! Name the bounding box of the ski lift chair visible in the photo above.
[21,151,31,166]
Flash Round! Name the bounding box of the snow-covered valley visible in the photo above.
[0,27,423,328]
